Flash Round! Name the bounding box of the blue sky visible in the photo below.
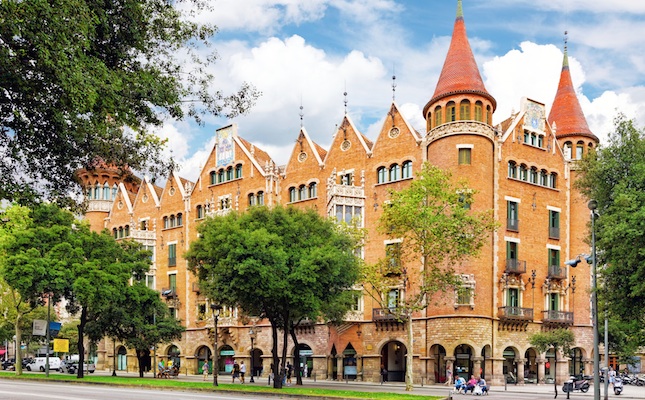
[158,0,645,181]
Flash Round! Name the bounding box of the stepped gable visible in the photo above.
[548,48,598,142]
[424,0,496,115]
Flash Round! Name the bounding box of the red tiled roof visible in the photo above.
[548,51,598,142]
[426,1,496,112]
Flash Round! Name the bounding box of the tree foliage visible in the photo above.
[361,163,497,391]
[187,205,361,388]
[530,328,575,398]
[576,115,645,354]
[0,0,259,202]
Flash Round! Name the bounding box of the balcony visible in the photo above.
[168,257,176,267]
[507,218,519,232]
[373,308,405,321]
[505,259,527,274]
[548,265,567,279]
[543,310,573,325]
[498,306,534,321]
[161,288,176,298]
[549,227,560,240]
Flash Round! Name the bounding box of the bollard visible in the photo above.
[313,372,316,382]
[505,378,507,391]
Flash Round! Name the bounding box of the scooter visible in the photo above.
[614,377,624,395]
[563,376,590,393]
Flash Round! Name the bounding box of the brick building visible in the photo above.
[79,0,598,385]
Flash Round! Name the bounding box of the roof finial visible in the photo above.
[343,85,348,116]
[563,31,569,67]
[392,65,397,102]
[299,96,304,128]
[456,0,463,19]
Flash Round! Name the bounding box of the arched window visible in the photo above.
[519,164,528,181]
[217,169,224,183]
[576,141,584,159]
[102,183,110,200]
[176,213,183,226]
[86,187,92,200]
[112,228,118,239]
[124,225,130,237]
[447,102,456,122]
[163,216,169,229]
[289,187,296,203]
[257,191,264,205]
[112,184,118,200]
[210,171,216,185]
[550,173,558,188]
[529,167,538,184]
[434,106,442,128]
[226,167,233,181]
[460,100,470,120]
[94,183,101,200]
[235,164,243,179]
[486,105,492,125]
[389,164,400,181]
[563,142,573,160]
[540,170,548,186]
[508,161,517,179]
[248,193,255,206]
[196,205,203,219]
[402,161,412,179]
[169,215,176,227]
[474,102,483,121]
[118,227,124,238]
[308,183,317,198]
[298,185,306,200]
[377,167,387,183]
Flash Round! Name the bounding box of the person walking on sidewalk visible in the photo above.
[202,361,209,381]
[445,367,452,386]
[239,361,246,384]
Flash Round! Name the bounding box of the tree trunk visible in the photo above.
[14,313,23,375]
[77,307,87,378]
[271,322,282,388]
[553,355,558,398]
[289,325,302,385]
[405,310,414,391]
[281,318,289,385]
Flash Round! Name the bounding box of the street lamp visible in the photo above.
[565,199,599,400]
[249,326,257,383]
[210,303,222,387]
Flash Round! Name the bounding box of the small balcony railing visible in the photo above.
[161,288,177,298]
[543,310,573,325]
[498,306,534,321]
[548,265,567,279]
[505,259,527,274]
[549,227,560,239]
[372,308,405,321]
[507,219,519,232]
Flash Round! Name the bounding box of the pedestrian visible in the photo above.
[609,366,616,387]
[240,361,246,384]
[380,364,388,383]
[286,362,293,385]
[269,363,274,385]
[303,363,308,379]
[202,361,209,381]
[157,359,165,378]
[232,360,240,383]
[445,366,452,386]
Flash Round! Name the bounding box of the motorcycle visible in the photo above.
[563,376,590,393]
[614,377,624,395]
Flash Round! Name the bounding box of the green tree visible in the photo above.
[90,283,184,377]
[0,0,259,203]
[576,115,645,355]
[529,328,575,398]
[362,163,496,391]
[0,204,71,375]
[187,205,361,388]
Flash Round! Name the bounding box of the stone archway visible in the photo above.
[503,346,518,383]
[454,344,474,381]
[569,347,584,378]
[294,344,311,378]
[219,345,235,374]
[525,348,538,383]
[431,344,447,383]
[196,345,211,374]
[381,340,406,382]
[167,345,181,369]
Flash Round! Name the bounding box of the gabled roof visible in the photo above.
[548,48,598,142]
[424,0,496,114]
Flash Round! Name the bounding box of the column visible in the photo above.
[335,355,343,380]
[357,355,363,381]
[537,358,546,384]
[516,358,526,385]
[472,356,483,378]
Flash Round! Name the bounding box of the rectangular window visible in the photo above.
[387,289,400,309]
[143,245,155,262]
[549,210,560,239]
[340,173,353,186]
[168,243,177,267]
[538,135,544,148]
[457,287,473,305]
[507,288,519,307]
[507,201,519,231]
[350,290,362,311]
[549,293,559,311]
[169,273,177,290]
[197,303,207,320]
[458,148,471,165]
[549,249,560,269]
[145,274,155,290]
[385,242,401,274]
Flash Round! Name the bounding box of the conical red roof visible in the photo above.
[426,0,496,111]
[548,50,598,141]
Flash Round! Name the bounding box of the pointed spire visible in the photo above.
[548,35,598,142]
[426,0,496,110]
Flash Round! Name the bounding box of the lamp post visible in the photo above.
[568,200,599,400]
[210,304,222,386]
[45,293,51,377]
[249,326,257,383]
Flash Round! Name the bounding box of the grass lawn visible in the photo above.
[0,371,443,399]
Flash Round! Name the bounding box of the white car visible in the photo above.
[26,357,61,372]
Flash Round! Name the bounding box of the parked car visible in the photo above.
[1,358,15,370]
[71,362,96,374]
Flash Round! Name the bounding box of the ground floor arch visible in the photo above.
[381,340,406,382]
[454,344,474,380]
[294,344,312,378]
[167,345,181,368]
[503,346,518,383]
[569,347,585,378]
[525,348,538,383]
[219,345,235,373]
[196,345,211,374]
[431,344,447,383]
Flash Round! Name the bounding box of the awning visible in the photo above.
[0,350,6,355]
